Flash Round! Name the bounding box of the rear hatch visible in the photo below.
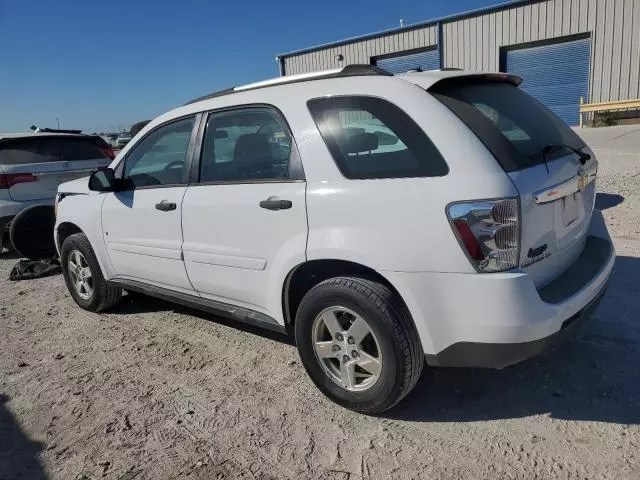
[431,77,597,288]
[0,135,111,201]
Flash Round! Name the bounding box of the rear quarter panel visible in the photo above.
[281,77,519,273]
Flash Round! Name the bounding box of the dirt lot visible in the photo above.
[1,126,639,480]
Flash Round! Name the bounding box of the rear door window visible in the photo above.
[0,136,108,165]
[198,107,294,183]
[430,81,587,172]
[307,96,448,180]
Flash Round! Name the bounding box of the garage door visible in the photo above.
[375,49,440,74]
[505,38,591,126]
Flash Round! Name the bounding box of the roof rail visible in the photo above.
[184,64,391,105]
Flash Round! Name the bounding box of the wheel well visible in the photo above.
[283,259,403,328]
[57,222,83,249]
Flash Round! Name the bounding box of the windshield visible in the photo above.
[431,81,586,172]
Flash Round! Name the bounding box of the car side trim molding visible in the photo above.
[108,278,286,334]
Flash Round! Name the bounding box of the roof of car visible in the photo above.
[119,66,521,157]
[183,66,521,109]
[0,132,89,141]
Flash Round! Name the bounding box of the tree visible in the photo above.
[129,120,151,137]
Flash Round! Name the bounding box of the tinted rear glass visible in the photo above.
[0,136,107,165]
[430,81,586,172]
[307,96,448,179]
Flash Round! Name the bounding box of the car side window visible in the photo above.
[308,96,448,180]
[123,116,195,188]
[199,108,292,183]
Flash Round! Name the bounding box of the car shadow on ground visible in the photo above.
[595,193,625,210]
[106,256,638,425]
[389,254,640,425]
[0,394,47,479]
[111,291,294,346]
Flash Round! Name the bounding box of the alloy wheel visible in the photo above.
[311,306,383,392]
[67,250,93,300]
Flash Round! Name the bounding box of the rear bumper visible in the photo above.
[383,210,615,368]
[425,280,609,368]
[0,198,55,219]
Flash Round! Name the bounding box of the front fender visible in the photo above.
[55,193,114,279]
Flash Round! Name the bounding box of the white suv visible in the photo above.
[54,66,614,413]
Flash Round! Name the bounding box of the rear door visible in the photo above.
[431,79,597,287]
[181,106,307,318]
[0,136,111,201]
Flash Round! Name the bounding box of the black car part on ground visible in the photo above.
[9,205,57,260]
[9,258,61,281]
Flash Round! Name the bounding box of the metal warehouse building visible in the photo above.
[276,0,640,126]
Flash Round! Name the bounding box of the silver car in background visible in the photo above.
[0,132,112,252]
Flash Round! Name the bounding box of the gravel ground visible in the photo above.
[1,125,639,480]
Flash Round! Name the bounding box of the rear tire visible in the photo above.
[61,233,121,312]
[9,205,57,259]
[294,276,423,414]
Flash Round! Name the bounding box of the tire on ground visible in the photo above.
[61,233,122,312]
[294,276,424,414]
[9,205,57,259]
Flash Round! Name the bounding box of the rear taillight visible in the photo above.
[101,147,115,160]
[447,198,520,273]
[0,173,37,189]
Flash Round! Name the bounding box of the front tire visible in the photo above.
[61,233,121,312]
[294,276,424,414]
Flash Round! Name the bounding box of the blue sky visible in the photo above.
[1,0,500,133]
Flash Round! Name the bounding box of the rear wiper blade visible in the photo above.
[531,143,591,173]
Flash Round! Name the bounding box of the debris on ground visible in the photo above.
[9,258,61,281]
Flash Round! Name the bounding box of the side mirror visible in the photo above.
[89,168,117,192]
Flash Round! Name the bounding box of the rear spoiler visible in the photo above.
[428,73,523,90]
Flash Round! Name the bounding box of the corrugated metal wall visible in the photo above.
[281,0,640,103]
[505,37,591,124]
[283,26,438,77]
[442,0,640,103]
[374,48,440,73]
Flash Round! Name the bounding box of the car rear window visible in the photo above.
[307,96,448,179]
[430,80,586,172]
[0,136,108,165]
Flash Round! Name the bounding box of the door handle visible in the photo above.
[259,197,292,211]
[155,201,177,211]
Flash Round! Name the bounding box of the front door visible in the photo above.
[181,107,308,321]
[101,116,198,291]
